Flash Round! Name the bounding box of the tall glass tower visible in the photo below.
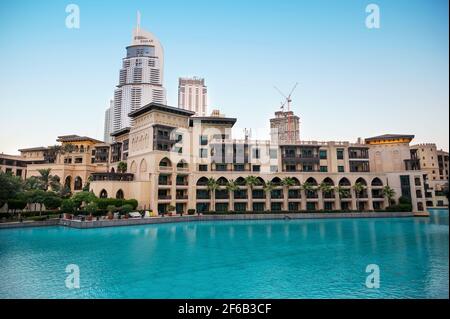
[112,13,166,131]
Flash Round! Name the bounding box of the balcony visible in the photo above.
[91,173,134,182]
[323,192,335,199]
[158,195,172,200]
[176,194,188,200]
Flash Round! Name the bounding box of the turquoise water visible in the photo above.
[0,210,448,299]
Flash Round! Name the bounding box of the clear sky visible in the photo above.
[0,0,448,154]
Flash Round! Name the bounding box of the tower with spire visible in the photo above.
[111,12,167,132]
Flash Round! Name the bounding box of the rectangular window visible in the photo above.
[319,150,327,159]
[252,165,260,172]
[320,166,328,172]
[337,149,344,160]
[338,165,345,172]
[252,148,260,159]
[200,135,208,146]
[199,164,208,171]
[199,148,208,158]
[270,165,278,173]
[269,149,278,159]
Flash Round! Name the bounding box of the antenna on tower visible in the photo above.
[136,11,141,32]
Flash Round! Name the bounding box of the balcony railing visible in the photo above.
[158,195,172,200]
[91,173,134,181]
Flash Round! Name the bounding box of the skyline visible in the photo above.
[0,0,448,155]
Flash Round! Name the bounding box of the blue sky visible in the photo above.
[0,0,448,154]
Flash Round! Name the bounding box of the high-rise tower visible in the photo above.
[112,12,166,131]
[104,99,114,143]
[178,77,207,116]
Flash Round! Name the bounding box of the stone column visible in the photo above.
[317,188,324,210]
[283,186,289,211]
[351,189,357,210]
[367,186,373,211]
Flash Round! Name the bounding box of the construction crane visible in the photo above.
[274,83,298,143]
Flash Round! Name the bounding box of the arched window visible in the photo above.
[291,177,301,186]
[305,177,318,186]
[197,177,208,186]
[271,177,282,186]
[74,176,82,190]
[322,177,334,186]
[110,167,115,173]
[355,177,367,186]
[217,177,228,186]
[99,189,108,198]
[256,177,266,186]
[371,177,383,187]
[235,177,246,186]
[159,157,172,167]
[116,189,124,199]
[339,177,351,187]
[64,176,72,189]
[177,160,188,169]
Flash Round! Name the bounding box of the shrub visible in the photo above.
[120,204,133,214]
[106,205,117,213]
[7,199,27,211]
[85,202,98,215]
[187,209,196,215]
[123,199,138,210]
[71,191,97,209]
[43,195,62,210]
[61,199,75,214]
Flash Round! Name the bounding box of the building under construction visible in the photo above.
[270,110,300,144]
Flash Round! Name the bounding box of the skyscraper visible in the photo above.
[270,110,300,144]
[104,99,114,143]
[112,13,166,132]
[178,77,207,116]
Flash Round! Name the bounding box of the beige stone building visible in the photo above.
[86,102,435,213]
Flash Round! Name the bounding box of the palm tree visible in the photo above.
[262,181,275,212]
[37,168,61,192]
[206,178,219,211]
[282,177,296,188]
[226,179,239,211]
[382,185,396,207]
[335,186,350,199]
[244,175,260,190]
[301,182,314,198]
[117,161,127,173]
[352,182,366,211]
[318,182,333,198]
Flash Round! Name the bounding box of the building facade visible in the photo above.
[86,102,439,214]
[112,17,166,131]
[104,99,114,143]
[178,77,207,116]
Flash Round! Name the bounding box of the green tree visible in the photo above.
[206,178,219,211]
[43,194,62,210]
[117,161,127,173]
[335,186,350,199]
[301,182,314,198]
[244,176,260,190]
[382,185,396,206]
[7,199,27,213]
[71,191,97,210]
[352,182,366,211]
[61,199,75,214]
[226,179,239,207]
[37,168,61,192]
[318,182,333,197]
[0,171,23,208]
[263,181,275,198]
[85,202,98,216]
[23,176,44,191]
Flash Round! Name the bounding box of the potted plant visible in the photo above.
[106,205,116,220]
[167,205,176,216]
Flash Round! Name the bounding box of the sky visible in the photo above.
[0,0,448,154]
